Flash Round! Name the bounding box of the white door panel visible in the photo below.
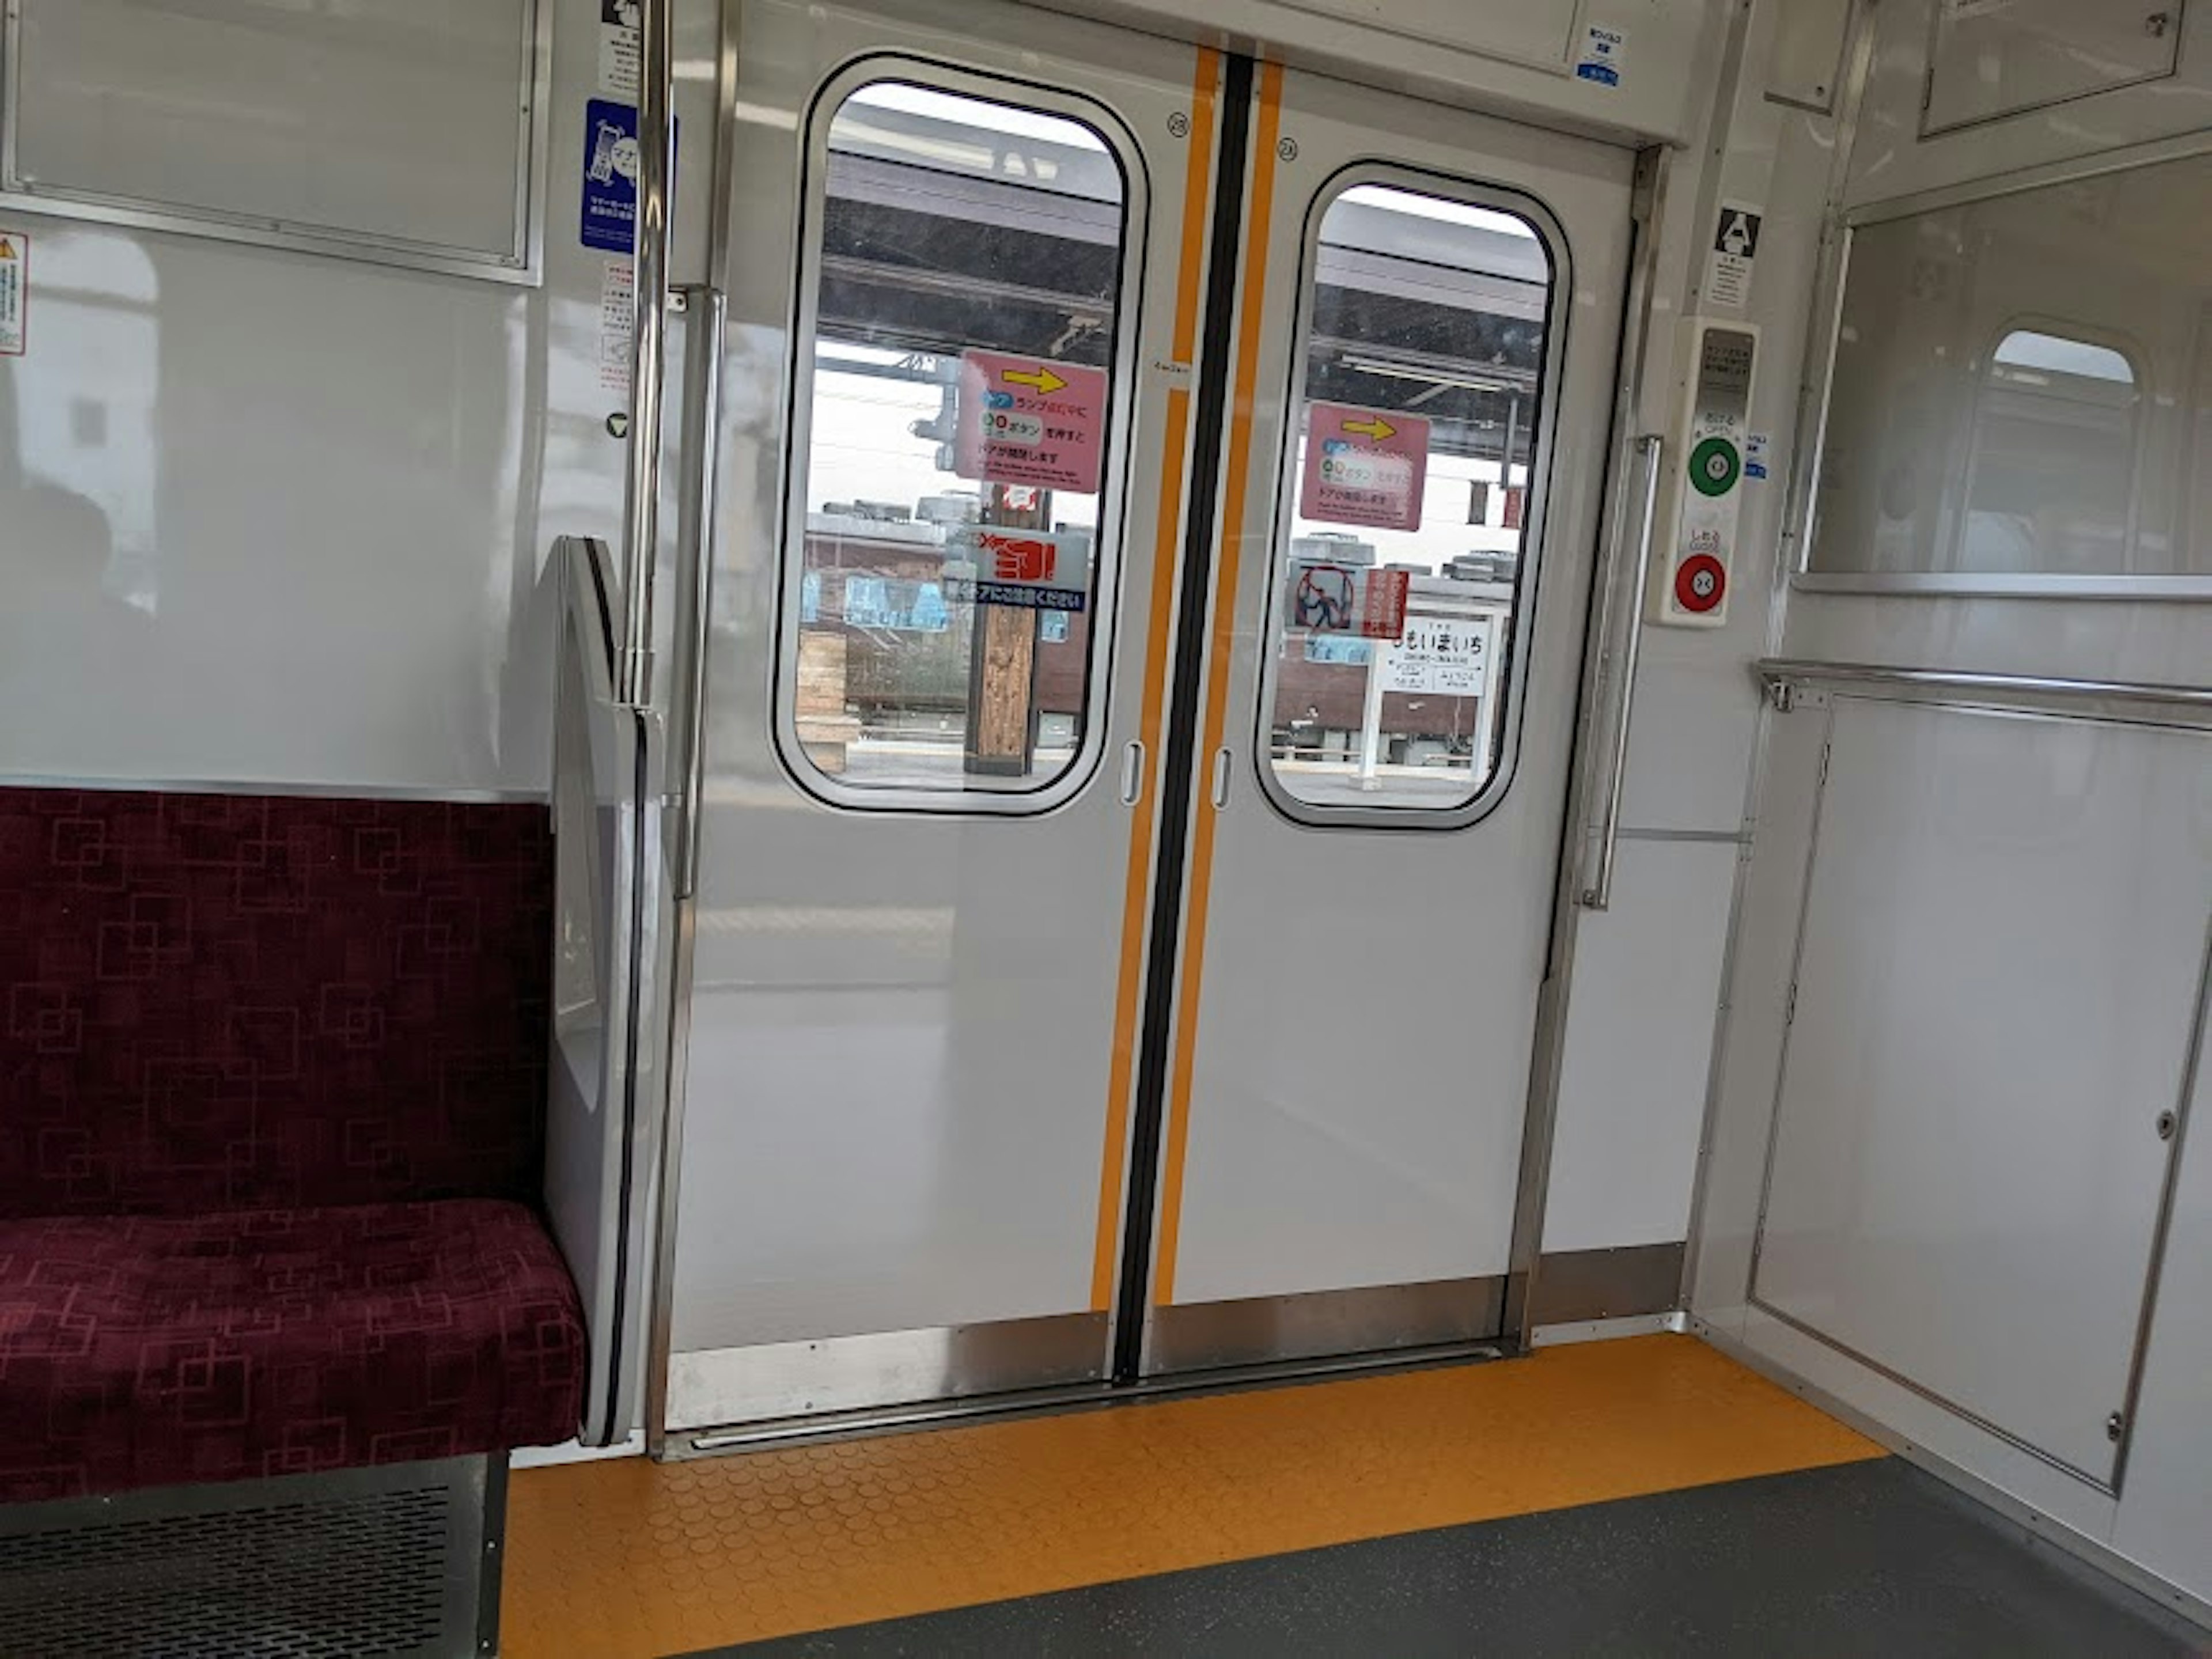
[665,6,1639,1423]
[666,0,1211,1426]
[1153,69,1633,1337]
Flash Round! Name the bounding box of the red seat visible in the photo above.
[0,1200,584,1503]
[0,788,585,1504]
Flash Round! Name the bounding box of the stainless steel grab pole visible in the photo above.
[668,285,726,899]
[1581,433,1665,912]
[616,0,676,710]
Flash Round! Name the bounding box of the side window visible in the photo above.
[1961,328,2140,575]
[1806,147,2211,586]
[782,77,1132,801]
[1259,177,1560,819]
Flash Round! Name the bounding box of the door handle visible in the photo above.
[1582,432,1664,912]
[668,284,726,899]
[1211,747,1232,809]
[1120,740,1146,806]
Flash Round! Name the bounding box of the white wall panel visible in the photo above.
[0,0,726,794]
[1027,0,1724,146]
[1755,697,2211,1484]
[2112,974,2212,1603]
[9,0,537,267]
[1544,834,1737,1252]
[1846,0,2212,210]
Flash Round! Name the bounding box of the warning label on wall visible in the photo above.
[600,260,634,395]
[1705,202,1762,309]
[1299,402,1431,531]
[0,229,25,357]
[954,351,1109,494]
[599,0,641,97]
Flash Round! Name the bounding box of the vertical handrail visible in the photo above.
[1581,433,1665,911]
[668,285,726,897]
[617,0,676,709]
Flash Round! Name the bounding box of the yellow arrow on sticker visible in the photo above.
[1341,414,1396,441]
[1001,365,1067,395]
[0,239,14,260]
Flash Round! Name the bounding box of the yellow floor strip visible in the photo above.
[504,1336,1882,1656]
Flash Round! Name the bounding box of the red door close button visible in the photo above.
[1675,552,1726,614]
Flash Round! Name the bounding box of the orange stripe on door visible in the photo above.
[1153,59,1285,1308]
[1092,47,1222,1312]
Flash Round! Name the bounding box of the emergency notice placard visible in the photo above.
[1300,401,1430,532]
[956,351,1108,494]
[0,229,25,358]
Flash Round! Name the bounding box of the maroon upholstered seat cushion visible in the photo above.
[0,788,552,1218]
[0,1200,584,1503]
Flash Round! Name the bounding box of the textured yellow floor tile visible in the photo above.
[503,1334,1881,1657]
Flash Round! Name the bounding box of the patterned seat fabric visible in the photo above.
[0,1201,585,1502]
[0,789,583,1501]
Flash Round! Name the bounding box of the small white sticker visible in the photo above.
[1151,358,1194,383]
[1745,432,1771,481]
[599,0,641,97]
[1575,25,1627,89]
[600,259,634,395]
[1705,200,1763,309]
[0,228,25,358]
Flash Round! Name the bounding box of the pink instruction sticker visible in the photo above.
[1299,401,1431,532]
[955,350,1109,495]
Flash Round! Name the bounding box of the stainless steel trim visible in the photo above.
[1744,696,1837,1301]
[1503,142,1671,1350]
[1525,1242,1684,1325]
[1777,0,1876,594]
[666,1313,1111,1433]
[1147,1277,1504,1376]
[1696,1319,2212,1634]
[647,0,741,1463]
[0,0,549,285]
[1847,126,2212,229]
[1792,572,2212,601]
[0,775,546,805]
[682,1339,1507,1455]
[1755,660,2212,715]
[1616,826,1745,843]
[1579,431,1663,911]
[2109,916,2212,1497]
[1532,1309,1685,1346]
[618,0,677,708]
[668,284,727,897]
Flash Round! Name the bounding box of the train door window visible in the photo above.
[1255,175,1560,819]
[1961,327,2141,575]
[779,75,1134,804]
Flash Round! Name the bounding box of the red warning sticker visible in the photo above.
[1675,552,1726,614]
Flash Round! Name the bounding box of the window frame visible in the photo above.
[1791,144,2212,602]
[1249,161,1573,832]
[770,55,1149,815]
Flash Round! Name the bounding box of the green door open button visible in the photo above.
[1689,435,1740,497]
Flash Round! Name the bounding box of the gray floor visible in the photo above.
[707,1460,2211,1658]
